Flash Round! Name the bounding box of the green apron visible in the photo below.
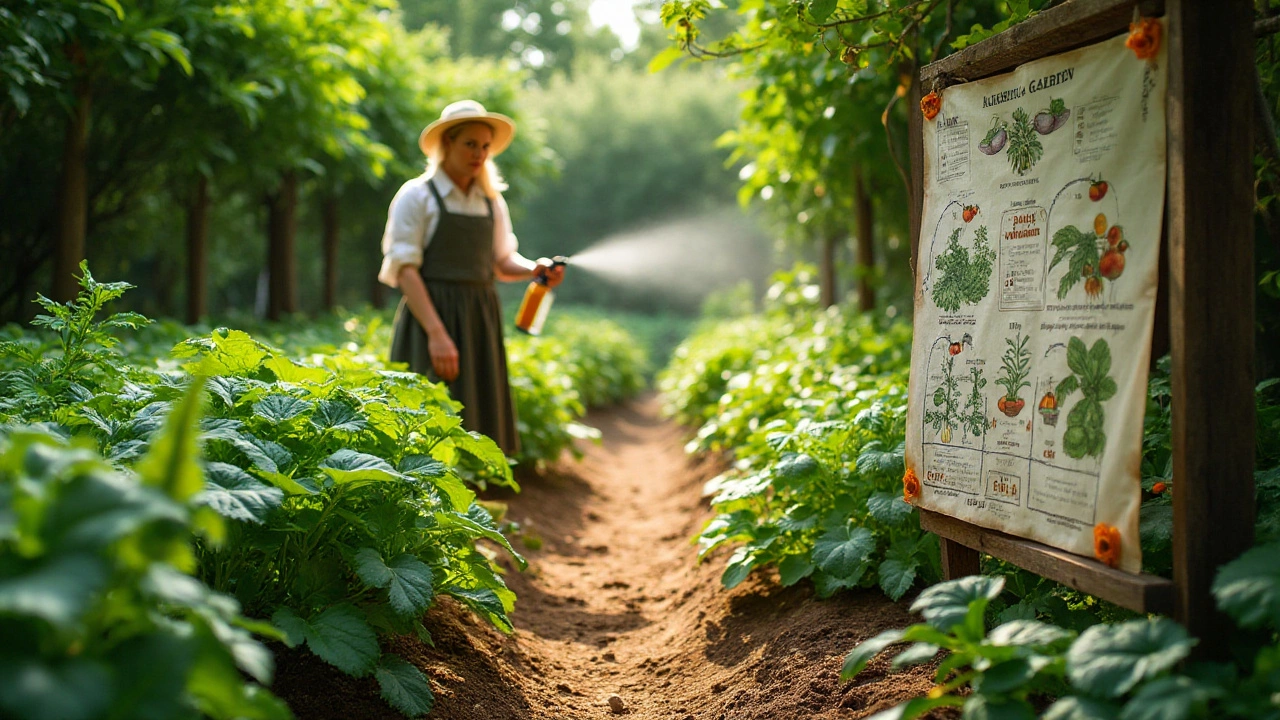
[389,179,519,455]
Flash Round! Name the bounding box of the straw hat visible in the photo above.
[418,100,516,158]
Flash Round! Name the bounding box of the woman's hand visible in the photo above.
[536,257,566,289]
[428,329,459,382]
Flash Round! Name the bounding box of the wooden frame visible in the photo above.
[909,0,1255,650]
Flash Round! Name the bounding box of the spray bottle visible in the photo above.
[515,256,569,335]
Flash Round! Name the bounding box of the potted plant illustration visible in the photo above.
[1038,385,1060,426]
[1055,337,1116,459]
[995,332,1031,418]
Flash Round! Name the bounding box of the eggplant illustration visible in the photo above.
[1033,98,1071,135]
[978,116,1008,155]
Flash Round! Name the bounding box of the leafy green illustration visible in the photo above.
[1049,225,1101,299]
[1007,107,1044,175]
[1055,337,1117,459]
[924,356,986,442]
[996,332,1031,404]
[932,225,995,313]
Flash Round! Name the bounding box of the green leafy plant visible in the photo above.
[1007,107,1044,175]
[1056,337,1116,460]
[995,332,1032,416]
[0,383,291,720]
[842,540,1280,720]
[1049,225,1105,300]
[931,225,995,313]
[924,356,985,443]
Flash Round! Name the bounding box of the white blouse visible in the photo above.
[377,171,519,288]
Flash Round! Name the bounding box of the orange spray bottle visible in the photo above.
[515,256,568,335]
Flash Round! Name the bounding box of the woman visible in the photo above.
[379,100,564,455]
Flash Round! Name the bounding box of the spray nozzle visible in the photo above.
[534,256,570,284]
[550,255,569,267]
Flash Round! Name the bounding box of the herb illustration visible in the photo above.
[995,332,1032,417]
[1034,97,1071,135]
[931,225,995,312]
[925,356,987,443]
[926,355,961,443]
[1055,337,1117,459]
[1007,107,1044,175]
[961,365,988,438]
[978,116,1007,155]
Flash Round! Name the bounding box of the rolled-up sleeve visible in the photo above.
[493,193,519,262]
[378,180,430,288]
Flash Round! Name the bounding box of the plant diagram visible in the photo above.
[995,332,1032,417]
[1006,107,1044,175]
[1049,209,1129,300]
[931,225,995,313]
[925,355,987,444]
[1055,336,1117,459]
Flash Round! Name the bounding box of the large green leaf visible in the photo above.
[963,694,1037,720]
[909,575,1005,633]
[434,509,526,569]
[374,655,434,717]
[0,555,108,629]
[721,547,757,589]
[1118,676,1219,720]
[878,555,918,601]
[272,604,379,677]
[319,449,404,487]
[1211,541,1280,629]
[840,628,905,679]
[352,548,435,616]
[1066,619,1194,698]
[808,0,839,22]
[987,620,1073,648]
[867,492,914,526]
[264,356,331,385]
[310,400,368,433]
[106,630,197,720]
[812,523,875,582]
[197,462,283,524]
[778,554,814,587]
[252,395,313,425]
[135,379,205,502]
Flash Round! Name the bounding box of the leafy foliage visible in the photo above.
[932,225,995,313]
[842,542,1280,720]
[661,266,935,600]
[1056,337,1115,460]
[0,385,290,720]
[1050,225,1105,300]
[996,332,1032,404]
[1006,107,1044,176]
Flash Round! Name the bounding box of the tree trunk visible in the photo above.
[322,194,339,311]
[854,166,876,312]
[186,175,210,324]
[266,171,299,320]
[819,231,838,308]
[52,80,92,302]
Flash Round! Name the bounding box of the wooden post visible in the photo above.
[1166,0,1256,653]
[186,175,210,324]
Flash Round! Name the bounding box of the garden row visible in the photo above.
[659,266,1280,719]
[0,265,646,719]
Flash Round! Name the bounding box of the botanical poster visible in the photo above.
[905,30,1167,573]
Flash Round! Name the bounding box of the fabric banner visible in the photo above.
[905,28,1168,573]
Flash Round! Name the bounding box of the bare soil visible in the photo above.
[275,395,941,719]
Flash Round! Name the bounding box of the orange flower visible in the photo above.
[903,468,921,503]
[920,90,941,121]
[1093,523,1121,568]
[1151,481,1167,494]
[1126,17,1161,60]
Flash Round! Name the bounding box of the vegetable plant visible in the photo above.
[1006,107,1044,175]
[841,540,1280,720]
[995,332,1032,417]
[1049,224,1107,300]
[925,357,985,443]
[1056,337,1116,460]
[0,384,291,720]
[962,365,989,439]
[931,225,995,313]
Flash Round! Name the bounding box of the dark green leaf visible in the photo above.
[1118,676,1220,720]
[0,657,111,720]
[890,642,940,670]
[977,658,1037,694]
[1043,696,1122,720]
[909,576,1004,632]
[988,620,1072,648]
[808,0,839,22]
[352,549,434,616]
[252,395,312,424]
[320,449,403,486]
[867,493,914,525]
[963,694,1036,720]
[375,655,434,717]
[778,555,815,586]
[0,555,107,629]
[271,604,379,677]
[1211,541,1280,628]
[878,557,918,601]
[1066,619,1195,698]
[197,462,282,523]
[311,400,367,433]
[812,524,875,581]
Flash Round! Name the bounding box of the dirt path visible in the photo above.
[276,395,939,719]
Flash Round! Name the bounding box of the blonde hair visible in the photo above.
[426,121,508,199]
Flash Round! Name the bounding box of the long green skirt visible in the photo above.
[389,280,519,456]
